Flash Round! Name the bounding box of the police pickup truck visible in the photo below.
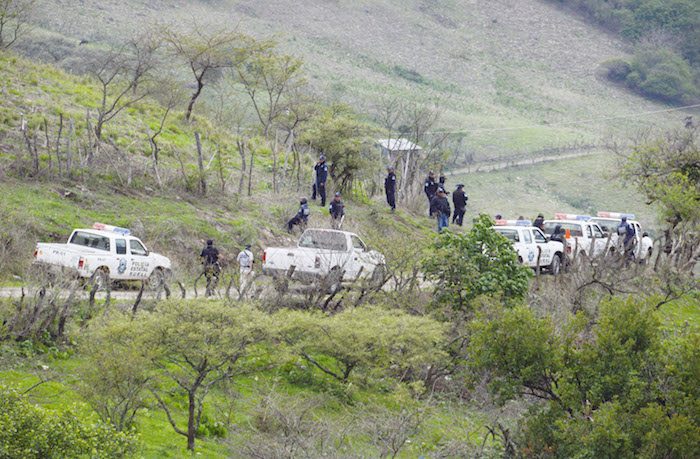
[33,223,172,285]
[542,213,609,259]
[493,220,565,274]
[262,229,386,287]
[590,211,654,262]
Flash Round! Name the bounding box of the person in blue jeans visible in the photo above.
[430,188,451,232]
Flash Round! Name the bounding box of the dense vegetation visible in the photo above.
[552,0,700,103]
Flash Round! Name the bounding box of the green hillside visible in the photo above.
[26,0,694,160]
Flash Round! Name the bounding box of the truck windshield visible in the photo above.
[70,231,110,252]
[494,228,519,242]
[542,222,583,237]
[299,230,347,251]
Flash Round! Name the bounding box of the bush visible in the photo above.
[0,385,137,458]
[602,58,631,82]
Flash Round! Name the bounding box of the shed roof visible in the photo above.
[378,138,422,152]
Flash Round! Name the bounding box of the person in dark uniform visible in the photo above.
[549,225,565,244]
[384,166,397,212]
[533,213,545,230]
[200,239,220,297]
[314,155,329,206]
[424,171,438,215]
[451,184,468,226]
[329,192,345,229]
[430,188,451,232]
[439,175,446,193]
[287,197,310,233]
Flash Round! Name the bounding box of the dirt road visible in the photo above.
[446,150,596,176]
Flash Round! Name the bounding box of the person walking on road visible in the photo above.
[452,184,468,226]
[430,188,451,232]
[200,239,220,297]
[385,166,397,212]
[287,197,310,233]
[329,192,345,229]
[313,155,329,206]
[236,244,255,297]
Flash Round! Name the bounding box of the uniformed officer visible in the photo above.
[314,155,329,206]
[329,192,345,229]
[384,166,397,212]
[451,184,468,226]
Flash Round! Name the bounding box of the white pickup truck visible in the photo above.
[590,211,654,262]
[262,229,386,287]
[542,215,609,259]
[33,223,172,284]
[493,220,565,274]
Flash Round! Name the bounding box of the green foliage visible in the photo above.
[0,385,137,458]
[628,48,697,103]
[422,214,532,312]
[470,295,700,457]
[300,103,376,194]
[279,306,448,386]
[601,58,631,82]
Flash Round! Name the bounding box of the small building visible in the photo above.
[378,138,422,165]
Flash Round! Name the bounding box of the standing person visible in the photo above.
[452,184,468,226]
[384,166,397,212]
[287,197,310,233]
[495,214,502,221]
[236,244,255,297]
[430,188,451,232]
[617,216,636,261]
[200,239,220,297]
[314,155,329,206]
[329,192,345,229]
[424,171,438,215]
[438,175,447,193]
[533,213,545,230]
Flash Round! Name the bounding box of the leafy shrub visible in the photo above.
[601,58,631,82]
[0,385,138,458]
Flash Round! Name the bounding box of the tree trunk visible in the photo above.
[247,146,254,197]
[195,132,207,195]
[237,140,246,195]
[187,390,196,451]
[185,79,204,121]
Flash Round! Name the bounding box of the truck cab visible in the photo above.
[493,219,565,274]
[542,214,608,258]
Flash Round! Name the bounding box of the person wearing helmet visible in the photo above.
[329,192,345,229]
[314,154,329,206]
[384,166,397,212]
[200,239,220,297]
[287,197,311,233]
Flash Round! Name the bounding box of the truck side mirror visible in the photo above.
[642,232,648,238]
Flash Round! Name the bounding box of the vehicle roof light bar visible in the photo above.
[93,222,131,236]
[495,219,532,226]
[596,211,636,220]
[554,213,591,221]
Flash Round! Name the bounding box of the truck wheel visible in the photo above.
[91,268,110,290]
[548,254,562,275]
[323,266,343,294]
[148,268,166,290]
[371,264,386,287]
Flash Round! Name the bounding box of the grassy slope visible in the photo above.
[30,0,690,157]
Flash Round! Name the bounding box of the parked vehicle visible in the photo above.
[493,220,565,274]
[542,215,609,259]
[262,229,385,287]
[33,223,171,285]
[590,211,654,262]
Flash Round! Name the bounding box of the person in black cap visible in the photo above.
[329,192,345,229]
[533,213,545,230]
[314,154,329,206]
[430,188,451,232]
[439,175,446,192]
[424,171,438,215]
[287,197,310,233]
[385,166,397,212]
[200,240,220,297]
[452,184,468,226]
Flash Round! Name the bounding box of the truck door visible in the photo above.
[349,235,372,279]
[520,229,537,267]
[590,224,606,256]
[128,239,151,279]
[114,238,129,280]
[532,229,552,266]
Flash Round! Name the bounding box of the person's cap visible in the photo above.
[621,216,627,221]
[334,192,341,197]
[456,184,464,188]
[300,197,307,203]
[387,166,394,171]
[206,239,213,245]
[538,213,544,218]
[319,154,326,161]
[245,244,251,249]
[495,214,502,219]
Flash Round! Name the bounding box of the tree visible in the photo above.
[0,0,33,49]
[0,385,136,458]
[620,127,700,270]
[144,301,271,451]
[279,306,447,385]
[163,27,248,121]
[76,315,154,431]
[300,103,376,193]
[86,34,160,142]
[468,296,700,457]
[234,43,306,138]
[422,214,532,312]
